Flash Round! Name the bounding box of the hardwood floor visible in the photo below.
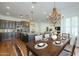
[0,39,28,56]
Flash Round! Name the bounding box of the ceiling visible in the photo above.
[0,2,79,22]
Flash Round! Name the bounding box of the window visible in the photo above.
[66,18,71,33]
[61,16,78,37]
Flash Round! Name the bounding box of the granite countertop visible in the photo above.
[0,29,16,32]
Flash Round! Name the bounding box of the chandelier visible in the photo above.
[49,2,63,25]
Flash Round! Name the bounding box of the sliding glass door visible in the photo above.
[61,16,78,46]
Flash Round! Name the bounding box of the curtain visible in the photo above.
[61,16,78,46]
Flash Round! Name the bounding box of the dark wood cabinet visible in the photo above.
[0,20,30,41]
[0,32,16,41]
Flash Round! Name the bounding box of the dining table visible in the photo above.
[26,38,70,56]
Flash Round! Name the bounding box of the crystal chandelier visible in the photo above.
[49,2,63,25]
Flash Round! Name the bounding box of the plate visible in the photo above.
[53,41,63,46]
[34,43,48,49]
[55,41,61,44]
[37,43,45,47]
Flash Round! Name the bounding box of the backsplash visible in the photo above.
[0,29,16,32]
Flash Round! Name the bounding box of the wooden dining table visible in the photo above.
[26,38,70,56]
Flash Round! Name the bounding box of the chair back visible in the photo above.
[62,33,70,39]
[44,34,50,39]
[71,38,77,56]
[76,36,79,47]
[14,44,22,56]
[35,35,43,41]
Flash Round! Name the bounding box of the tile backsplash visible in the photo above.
[0,29,16,32]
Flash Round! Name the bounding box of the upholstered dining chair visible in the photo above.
[59,33,71,48]
[62,33,70,39]
[35,35,43,41]
[73,36,79,56]
[59,37,77,56]
[62,33,74,51]
[44,34,50,39]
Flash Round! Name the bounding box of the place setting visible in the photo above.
[34,42,48,49]
[53,40,63,46]
[60,36,66,40]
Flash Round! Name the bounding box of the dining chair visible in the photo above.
[62,33,70,39]
[35,35,43,41]
[59,37,77,56]
[14,44,22,56]
[44,34,50,39]
[63,33,74,51]
[73,36,79,56]
[28,35,43,56]
[60,33,71,46]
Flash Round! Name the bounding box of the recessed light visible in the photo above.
[31,5,35,9]
[6,12,10,15]
[6,6,10,10]
[20,15,23,18]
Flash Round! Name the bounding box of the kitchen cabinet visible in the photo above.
[0,20,16,29]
